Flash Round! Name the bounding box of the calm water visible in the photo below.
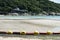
[0,16,60,19]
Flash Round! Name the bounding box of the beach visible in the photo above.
[0,19,60,32]
[0,19,60,40]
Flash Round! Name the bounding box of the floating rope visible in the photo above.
[0,31,59,35]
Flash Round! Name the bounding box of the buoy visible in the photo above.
[7,30,13,34]
[34,31,39,35]
[47,31,52,35]
[20,31,26,35]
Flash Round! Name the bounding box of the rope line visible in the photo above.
[0,31,59,35]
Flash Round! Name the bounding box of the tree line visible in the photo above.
[0,0,60,15]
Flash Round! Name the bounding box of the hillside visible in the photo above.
[0,0,60,15]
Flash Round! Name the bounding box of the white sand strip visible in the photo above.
[0,19,60,32]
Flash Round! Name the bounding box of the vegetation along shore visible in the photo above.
[0,0,60,16]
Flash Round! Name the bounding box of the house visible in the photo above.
[8,8,28,16]
[0,8,28,16]
[8,13,19,16]
[10,8,28,15]
[11,8,28,13]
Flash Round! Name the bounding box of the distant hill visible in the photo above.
[0,0,60,15]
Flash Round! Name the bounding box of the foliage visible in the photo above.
[0,0,60,15]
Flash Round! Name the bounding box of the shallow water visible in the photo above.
[0,34,60,40]
[0,16,60,20]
